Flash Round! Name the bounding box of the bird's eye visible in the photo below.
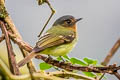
[65,19,72,24]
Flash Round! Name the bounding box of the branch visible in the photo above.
[35,55,120,74]
[38,11,55,37]
[101,38,120,66]
[49,71,95,80]
[100,38,120,80]
[0,21,20,75]
[114,72,120,79]
[0,34,4,42]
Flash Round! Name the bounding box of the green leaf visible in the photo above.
[63,55,70,60]
[57,55,70,61]
[70,58,87,66]
[56,56,62,61]
[39,62,52,70]
[83,57,97,65]
[83,72,96,78]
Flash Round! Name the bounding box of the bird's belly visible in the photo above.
[41,39,77,56]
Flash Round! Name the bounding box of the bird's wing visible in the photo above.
[33,33,75,53]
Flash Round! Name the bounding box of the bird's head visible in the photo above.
[53,15,82,31]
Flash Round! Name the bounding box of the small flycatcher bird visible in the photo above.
[18,15,82,67]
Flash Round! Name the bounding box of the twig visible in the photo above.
[38,0,55,37]
[101,38,120,66]
[38,11,55,37]
[100,38,120,80]
[19,48,36,80]
[45,0,55,13]
[99,73,105,80]
[33,73,67,80]
[20,48,36,73]
[50,70,95,80]
[0,21,20,75]
[114,72,120,80]
[0,34,4,42]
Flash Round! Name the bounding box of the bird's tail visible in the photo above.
[18,51,36,67]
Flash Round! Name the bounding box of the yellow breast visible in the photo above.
[40,38,77,56]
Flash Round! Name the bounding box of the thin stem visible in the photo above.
[114,72,120,80]
[99,73,105,80]
[38,0,55,37]
[46,0,55,13]
[100,38,120,80]
[38,12,54,37]
[101,38,120,66]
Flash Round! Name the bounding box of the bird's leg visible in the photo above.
[48,55,52,59]
[53,66,61,71]
[47,55,61,71]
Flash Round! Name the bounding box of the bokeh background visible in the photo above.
[0,0,120,79]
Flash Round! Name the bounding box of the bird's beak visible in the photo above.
[75,18,83,23]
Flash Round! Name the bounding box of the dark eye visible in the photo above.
[65,19,72,24]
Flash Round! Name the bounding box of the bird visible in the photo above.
[18,15,82,67]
